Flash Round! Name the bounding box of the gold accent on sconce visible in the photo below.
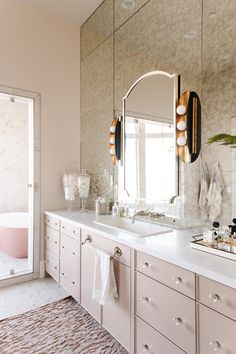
[176,91,201,163]
[109,114,121,165]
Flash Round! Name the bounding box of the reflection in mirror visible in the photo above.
[119,71,179,206]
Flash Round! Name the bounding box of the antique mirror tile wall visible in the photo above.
[81,0,236,223]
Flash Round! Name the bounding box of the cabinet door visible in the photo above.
[198,304,236,354]
[102,261,131,352]
[136,316,185,354]
[81,242,101,323]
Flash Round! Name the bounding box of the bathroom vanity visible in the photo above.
[44,210,236,354]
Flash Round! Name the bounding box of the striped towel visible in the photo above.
[92,249,118,305]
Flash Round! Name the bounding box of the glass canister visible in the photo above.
[62,172,79,212]
[78,169,90,211]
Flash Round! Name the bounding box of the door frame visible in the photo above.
[0,85,41,287]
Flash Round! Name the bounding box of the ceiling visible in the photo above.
[17,0,104,25]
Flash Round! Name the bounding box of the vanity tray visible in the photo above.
[191,236,236,261]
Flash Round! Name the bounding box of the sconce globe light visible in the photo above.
[109,137,115,144]
[110,148,116,155]
[176,104,187,115]
[110,125,116,133]
[177,136,187,146]
[177,120,187,131]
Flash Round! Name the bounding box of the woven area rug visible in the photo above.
[0,296,128,354]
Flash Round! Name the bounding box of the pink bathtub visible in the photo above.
[0,212,28,258]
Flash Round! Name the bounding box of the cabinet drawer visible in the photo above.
[135,316,185,354]
[60,234,79,269]
[44,214,59,231]
[81,229,131,266]
[61,221,80,240]
[60,259,79,300]
[45,226,59,256]
[136,251,195,298]
[198,304,236,354]
[136,272,195,354]
[198,276,236,321]
[45,248,59,282]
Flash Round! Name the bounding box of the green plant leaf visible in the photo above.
[207,134,236,149]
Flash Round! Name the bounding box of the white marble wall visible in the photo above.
[0,98,28,213]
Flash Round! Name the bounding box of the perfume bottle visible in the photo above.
[78,169,90,212]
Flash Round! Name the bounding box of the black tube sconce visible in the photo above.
[176,90,201,163]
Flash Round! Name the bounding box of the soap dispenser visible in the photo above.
[112,202,118,216]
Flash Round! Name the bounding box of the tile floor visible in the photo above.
[0,250,29,278]
[0,277,68,319]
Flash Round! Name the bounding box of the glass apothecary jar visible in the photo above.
[62,172,79,212]
[78,169,90,211]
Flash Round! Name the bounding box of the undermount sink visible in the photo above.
[93,215,172,237]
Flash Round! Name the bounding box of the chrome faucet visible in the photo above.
[131,210,146,224]
[169,195,178,204]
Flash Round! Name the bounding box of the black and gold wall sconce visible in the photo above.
[109,114,122,164]
[176,90,201,163]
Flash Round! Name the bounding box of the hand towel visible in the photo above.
[92,249,118,305]
[207,163,225,222]
[198,158,210,220]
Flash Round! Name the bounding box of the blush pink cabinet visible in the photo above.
[81,229,131,351]
[80,232,102,323]
[136,316,185,354]
[103,260,131,351]
[136,271,196,354]
[198,304,236,354]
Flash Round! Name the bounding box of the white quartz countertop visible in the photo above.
[45,210,236,289]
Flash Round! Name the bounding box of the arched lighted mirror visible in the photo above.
[119,71,180,206]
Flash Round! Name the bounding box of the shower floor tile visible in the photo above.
[0,250,28,278]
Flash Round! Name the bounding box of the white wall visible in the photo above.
[0,1,80,271]
[0,0,80,213]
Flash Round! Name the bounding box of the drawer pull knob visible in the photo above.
[72,230,76,234]
[142,296,150,304]
[209,294,220,302]
[61,272,65,276]
[72,252,76,255]
[82,235,92,245]
[142,262,150,269]
[172,277,182,284]
[72,281,75,285]
[54,241,57,245]
[172,317,182,326]
[62,245,65,249]
[54,222,58,226]
[62,226,65,229]
[209,340,220,351]
[54,266,58,270]
[141,344,149,352]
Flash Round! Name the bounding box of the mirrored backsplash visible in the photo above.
[80,0,236,224]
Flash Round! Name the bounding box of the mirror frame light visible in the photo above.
[120,70,180,201]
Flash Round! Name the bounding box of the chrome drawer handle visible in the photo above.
[141,344,149,352]
[209,294,220,302]
[82,235,92,245]
[209,340,220,351]
[172,317,182,326]
[141,296,150,304]
[172,276,182,284]
[142,262,151,269]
